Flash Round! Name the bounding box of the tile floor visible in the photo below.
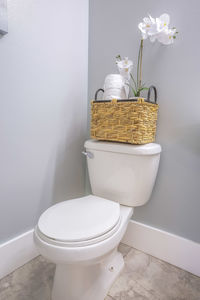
[0,243,200,300]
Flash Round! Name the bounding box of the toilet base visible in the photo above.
[51,249,124,300]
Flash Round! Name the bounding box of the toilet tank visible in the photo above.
[84,140,161,207]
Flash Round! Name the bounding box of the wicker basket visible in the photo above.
[90,86,159,145]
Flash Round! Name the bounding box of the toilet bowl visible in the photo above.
[34,196,133,300]
[34,140,161,300]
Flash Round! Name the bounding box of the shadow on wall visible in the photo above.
[52,135,86,204]
[36,125,86,220]
[160,122,200,156]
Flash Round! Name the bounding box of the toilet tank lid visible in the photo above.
[85,140,161,155]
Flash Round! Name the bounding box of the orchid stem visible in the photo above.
[137,39,144,97]
[136,42,141,92]
[139,39,143,93]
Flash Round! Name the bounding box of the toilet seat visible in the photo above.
[37,195,121,247]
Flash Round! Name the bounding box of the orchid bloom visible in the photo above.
[116,14,177,98]
[138,13,178,45]
[157,27,177,45]
[138,15,157,40]
[156,13,170,32]
[134,13,178,96]
[116,57,133,80]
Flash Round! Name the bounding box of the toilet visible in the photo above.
[34,139,161,300]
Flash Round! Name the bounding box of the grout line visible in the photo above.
[106,295,115,300]
[119,242,132,258]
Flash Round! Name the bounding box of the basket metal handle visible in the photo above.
[147,86,157,104]
[95,89,104,101]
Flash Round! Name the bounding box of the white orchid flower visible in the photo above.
[138,15,157,40]
[157,28,177,45]
[116,57,133,80]
[135,13,177,97]
[148,14,171,43]
[138,13,177,45]
[116,57,133,97]
[156,13,170,32]
[155,14,177,45]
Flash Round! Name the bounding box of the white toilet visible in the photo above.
[34,139,161,300]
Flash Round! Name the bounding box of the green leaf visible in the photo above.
[130,86,137,97]
[130,73,137,90]
[137,86,148,93]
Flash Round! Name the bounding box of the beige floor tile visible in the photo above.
[108,275,158,299]
[0,256,55,300]
[105,296,114,300]
[109,248,200,300]
[0,244,200,300]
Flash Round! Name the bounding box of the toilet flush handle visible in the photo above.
[82,151,94,159]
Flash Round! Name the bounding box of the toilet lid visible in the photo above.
[38,195,120,242]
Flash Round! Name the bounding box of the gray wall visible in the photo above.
[0,0,88,243]
[88,0,200,243]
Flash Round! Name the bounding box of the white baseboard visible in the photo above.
[0,229,39,280]
[1,223,200,280]
[122,220,200,277]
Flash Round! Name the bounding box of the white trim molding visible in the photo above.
[1,223,200,280]
[122,220,200,277]
[0,229,39,280]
